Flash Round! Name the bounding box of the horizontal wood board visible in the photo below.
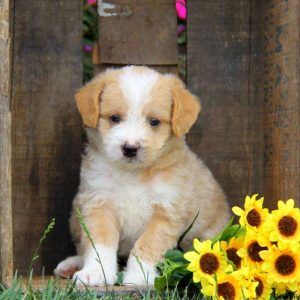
[98,0,177,65]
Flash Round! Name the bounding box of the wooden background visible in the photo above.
[11,0,82,275]
[188,0,300,209]
[0,0,299,281]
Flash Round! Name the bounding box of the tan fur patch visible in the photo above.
[139,138,187,182]
[79,202,120,252]
[100,83,128,119]
[143,78,172,123]
[132,205,182,264]
[169,76,201,137]
[75,70,119,128]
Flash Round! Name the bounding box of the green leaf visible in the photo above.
[165,250,186,263]
[177,212,199,249]
[154,275,167,291]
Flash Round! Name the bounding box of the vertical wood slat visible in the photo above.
[187,0,300,208]
[262,0,300,207]
[0,0,13,285]
[187,1,259,207]
[11,0,82,274]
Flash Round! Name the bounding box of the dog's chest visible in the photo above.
[84,160,178,241]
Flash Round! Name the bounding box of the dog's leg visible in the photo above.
[73,201,120,286]
[54,255,83,278]
[124,205,182,286]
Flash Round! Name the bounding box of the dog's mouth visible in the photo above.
[123,155,142,163]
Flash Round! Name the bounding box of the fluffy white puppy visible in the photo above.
[54,66,229,286]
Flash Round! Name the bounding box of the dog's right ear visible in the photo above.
[75,74,107,128]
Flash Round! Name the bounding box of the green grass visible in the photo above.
[0,275,208,300]
[0,214,207,299]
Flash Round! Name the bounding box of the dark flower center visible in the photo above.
[254,277,264,297]
[226,248,241,269]
[246,209,262,227]
[247,241,267,262]
[275,254,296,276]
[199,253,219,274]
[217,282,236,300]
[278,216,297,237]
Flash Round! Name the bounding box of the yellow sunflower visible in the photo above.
[184,239,232,284]
[201,271,247,300]
[220,236,244,269]
[273,282,298,299]
[260,244,300,291]
[232,194,269,231]
[264,199,300,249]
[241,267,273,300]
[273,282,286,296]
[237,230,269,268]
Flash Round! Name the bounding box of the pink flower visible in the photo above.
[176,0,186,20]
[83,45,93,53]
[87,0,96,5]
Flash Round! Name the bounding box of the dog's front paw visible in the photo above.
[73,266,117,286]
[54,256,83,278]
[123,255,158,286]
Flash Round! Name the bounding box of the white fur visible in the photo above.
[123,254,158,286]
[79,145,179,249]
[101,67,160,163]
[119,66,159,108]
[73,244,117,286]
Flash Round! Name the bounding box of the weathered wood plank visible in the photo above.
[187,0,256,207]
[262,0,300,207]
[98,0,177,65]
[0,0,13,285]
[11,0,82,274]
[187,0,300,208]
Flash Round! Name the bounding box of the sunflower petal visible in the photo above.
[193,239,202,253]
[192,271,202,283]
[286,199,295,210]
[278,200,285,210]
[184,251,199,262]
[201,284,215,297]
[232,206,244,216]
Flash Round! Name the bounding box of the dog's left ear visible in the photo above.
[170,77,201,137]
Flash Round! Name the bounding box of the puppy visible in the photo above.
[54,66,229,286]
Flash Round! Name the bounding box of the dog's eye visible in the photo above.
[149,118,161,127]
[109,114,122,124]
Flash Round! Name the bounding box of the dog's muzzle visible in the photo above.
[122,143,140,158]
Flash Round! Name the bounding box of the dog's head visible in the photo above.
[76,66,201,166]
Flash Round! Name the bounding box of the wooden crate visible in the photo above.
[1,0,300,287]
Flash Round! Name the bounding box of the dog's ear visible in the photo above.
[170,77,201,137]
[75,74,107,128]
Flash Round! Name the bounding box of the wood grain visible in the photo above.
[98,0,177,65]
[187,0,259,208]
[0,0,13,285]
[187,0,300,208]
[11,0,82,275]
[262,0,300,207]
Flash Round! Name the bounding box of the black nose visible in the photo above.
[122,144,139,158]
